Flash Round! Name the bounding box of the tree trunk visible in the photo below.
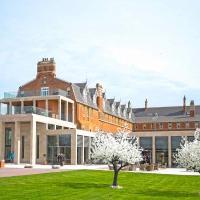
[112,170,119,187]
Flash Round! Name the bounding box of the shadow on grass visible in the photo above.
[134,190,199,198]
[61,182,110,189]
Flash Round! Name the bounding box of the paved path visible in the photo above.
[0,164,199,177]
[0,164,108,178]
[0,168,64,178]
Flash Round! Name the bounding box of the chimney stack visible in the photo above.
[145,99,148,110]
[128,100,131,108]
[37,57,56,78]
[96,83,103,110]
[190,100,195,117]
[183,95,186,112]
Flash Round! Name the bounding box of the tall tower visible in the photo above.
[37,58,56,78]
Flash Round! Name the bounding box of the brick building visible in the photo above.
[0,58,198,167]
[0,58,133,165]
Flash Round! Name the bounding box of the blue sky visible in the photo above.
[0,0,200,107]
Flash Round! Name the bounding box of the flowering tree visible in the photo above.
[91,131,142,187]
[175,129,200,173]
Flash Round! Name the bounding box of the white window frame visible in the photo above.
[41,87,49,96]
[186,122,190,129]
[159,123,163,129]
[168,122,172,129]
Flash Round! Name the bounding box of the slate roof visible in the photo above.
[89,88,96,98]
[132,106,200,123]
[72,83,98,109]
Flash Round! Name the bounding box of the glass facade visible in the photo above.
[84,136,90,164]
[47,135,71,164]
[21,136,25,159]
[36,135,39,159]
[155,136,168,166]
[77,135,83,164]
[171,136,182,167]
[139,137,152,164]
[5,128,12,162]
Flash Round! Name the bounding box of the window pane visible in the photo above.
[140,137,152,150]
[5,128,12,146]
[22,136,25,159]
[47,136,57,146]
[59,135,71,146]
[36,135,39,159]
[84,136,89,147]
[77,135,83,147]
[171,136,182,150]
[155,137,168,150]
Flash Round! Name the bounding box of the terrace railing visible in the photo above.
[3,89,70,99]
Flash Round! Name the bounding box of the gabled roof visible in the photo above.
[72,83,98,109]
[74,82,87,90]
[89,88,96,98]
[107,98,115,105]
[115,101,120,108]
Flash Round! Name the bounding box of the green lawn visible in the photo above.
[0,170,200,200]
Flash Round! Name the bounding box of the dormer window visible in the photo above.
[128,111,131,119]
[83,88,87,101]
[93,95,96,105]
[112,104,115,112]
[123,109,126,117]
[66,87,70,96]
[117,107,120,115]
[41,87,49,96]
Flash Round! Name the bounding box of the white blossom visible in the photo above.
[91,130,143,187]
[175,129,200,173]
[91,132,142,165]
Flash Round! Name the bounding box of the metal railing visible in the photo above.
[2,106,52,117]
[0,105,73,122]
[3,89,70,99]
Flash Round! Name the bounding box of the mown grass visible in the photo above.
[0,170,200,200]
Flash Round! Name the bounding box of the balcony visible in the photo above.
[1,105,52,118]
[3,89,70,99]
[0,104,73,122]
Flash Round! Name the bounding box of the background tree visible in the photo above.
[175,129,200,173]
[91,131,142,188]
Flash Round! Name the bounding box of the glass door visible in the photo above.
[5,128,13,163]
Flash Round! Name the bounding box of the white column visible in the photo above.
[45,99,48,117]
[72,102,75,123]
[137,137,140,146]
[168,136,172,167]
[33,100,36,113]
[21,101,24,114]
[0,102,2,115]
[30,118,36,165]
[81,136,84,164]
[14,122,20,164]
[152,136,156,164]
[71,130,77,165]
[58,98,61,120]
[88,137,91,160]
[9,101,12,114]
[0,122,5,160]
[65,101,68,121]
